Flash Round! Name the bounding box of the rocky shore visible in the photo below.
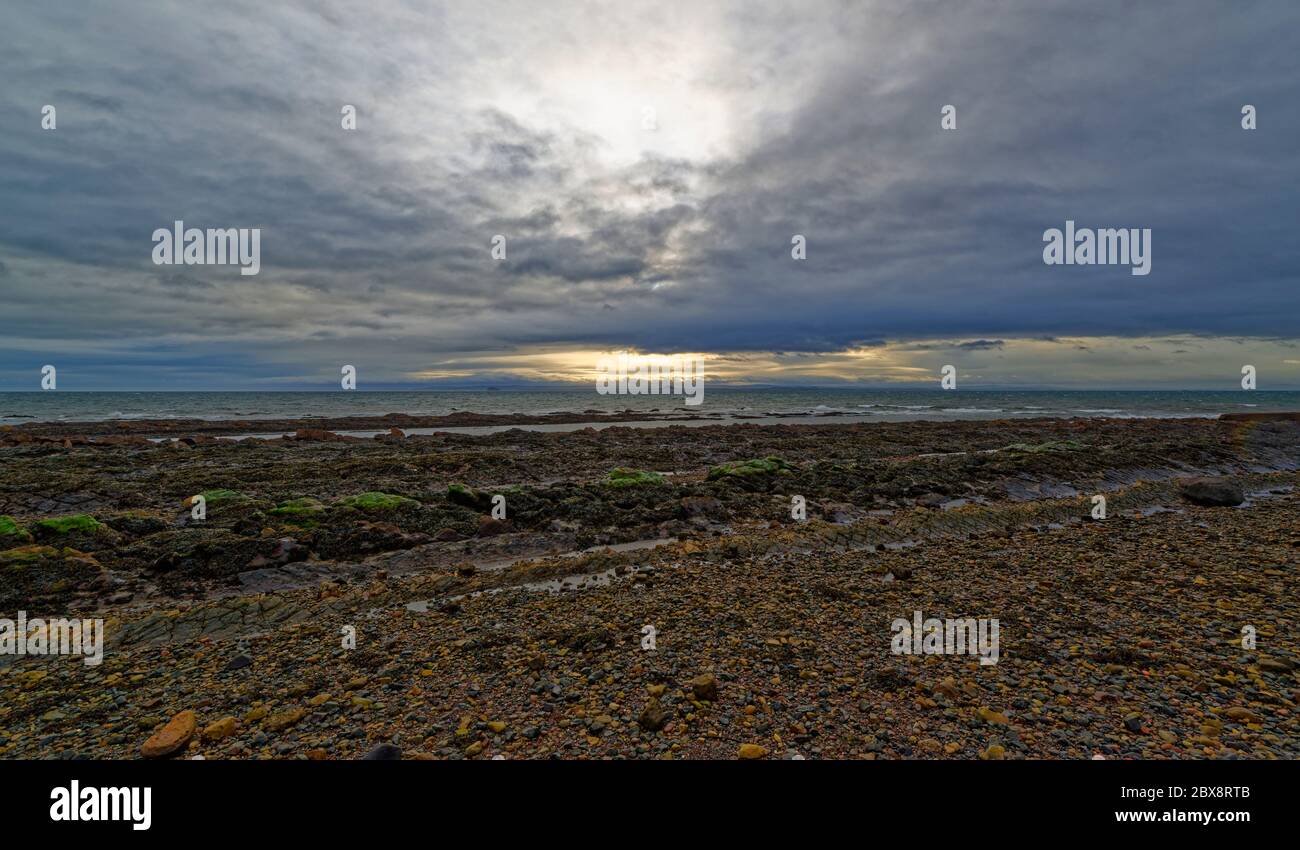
[1,414,1296,759]
[0,408,740,442]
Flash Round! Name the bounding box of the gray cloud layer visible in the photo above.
[1,0,1297,388]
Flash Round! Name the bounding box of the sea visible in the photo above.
[1,389,1295,428]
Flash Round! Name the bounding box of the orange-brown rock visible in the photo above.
[141,710,198,758]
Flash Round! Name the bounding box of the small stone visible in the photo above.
[737,743,767,760]
[201,716,238,742]
[1223,707,1262,724]
[933,677,960,701]
[141,710,198,758]
[264,707,305,732]
[638,699,668,732]
[690,673,719,702]
[475,517,512,537]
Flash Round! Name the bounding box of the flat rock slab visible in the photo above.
[1178,477,1245,507]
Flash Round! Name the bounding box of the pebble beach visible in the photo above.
[1,412,1297,760]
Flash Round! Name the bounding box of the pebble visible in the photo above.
[141,710,198,758]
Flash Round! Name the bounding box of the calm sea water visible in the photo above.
[0,389,1295,426]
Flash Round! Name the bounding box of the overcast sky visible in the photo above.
[1,0,1297,390]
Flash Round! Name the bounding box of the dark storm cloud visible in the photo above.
[0,0,1296,388]
[895,339,1005,352]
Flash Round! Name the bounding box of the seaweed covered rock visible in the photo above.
[447,483,489,510]
[707,457,792,480]
[0,515,32,546]
[31,513,105,537]
[337,491,418,512]
[29,514,120,551]
[0,545,107,609]
[268,497,328,523]
[186,489,249,508]
[606,468,665,488]
[308,520,430,558]
[104,510,170,537]
[181,491,271,529]
[144,530,269,579]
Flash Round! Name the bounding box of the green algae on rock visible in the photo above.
[447,483,488,508]
[32,514,105,536]
[0,545,105,608]
[707,456,792,479]
[1,544,59,565]
[105,510,169,536]
[338,491,417,511]
[606,468,666,488]
[268,497,328,518]
[196,489,249,506]
[0,515,32,544]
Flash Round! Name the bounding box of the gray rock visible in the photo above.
[222,654,252,672]
[1177,477,1244,507]
[362,743,402,760]
[680,496,725,519]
